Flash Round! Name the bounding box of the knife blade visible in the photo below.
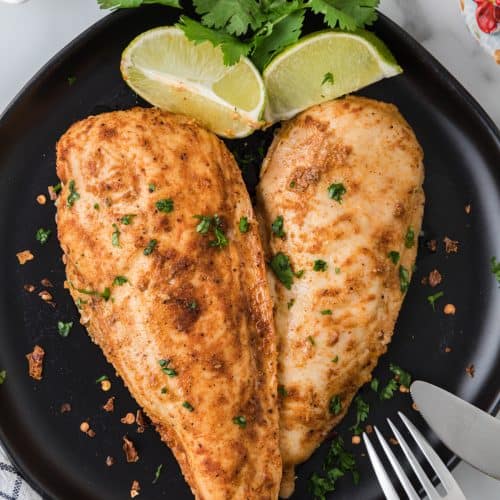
[410,380,500,480]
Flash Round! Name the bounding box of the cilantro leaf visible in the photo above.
[239,216,250,233]
[427,291,444,311]
[193,0,265,36]
[322,72,334,85]
[0,370,6,385]
[328,182,346,203]
[310,0,379,31]
[36,228,52,245]
[405,226,415,248]
[389,363,412,388]
[270,252,295,289]
[271,215,286,238]
[491,257,500,285]
[98,0,180,9]
[329,395,342,415]
[251,9,305,70]
[388,250,400,264]
[57,321,73,338]
[348,395,369,435]
[178,16,252,65]
[379,378,398,400]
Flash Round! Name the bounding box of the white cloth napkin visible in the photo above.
[0,444,40,500]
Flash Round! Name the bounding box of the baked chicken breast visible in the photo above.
[256,96,425,496]
[56,108,281,499]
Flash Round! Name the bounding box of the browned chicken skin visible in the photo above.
[56,108,281,500]
[256,96,425,497]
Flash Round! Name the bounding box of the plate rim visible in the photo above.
[0,7,499,500]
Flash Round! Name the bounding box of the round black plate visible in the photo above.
[0,6,499,500]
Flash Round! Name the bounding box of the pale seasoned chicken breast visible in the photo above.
[256,96,424,497]
[56,108,281,500]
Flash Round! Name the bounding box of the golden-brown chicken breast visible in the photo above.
[255,96,424,497]
[56,108,281,500]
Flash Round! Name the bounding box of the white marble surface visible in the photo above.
[0,1,499,499]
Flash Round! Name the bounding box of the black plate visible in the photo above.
[0,6,499,500]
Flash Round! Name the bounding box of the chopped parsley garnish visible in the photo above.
[239,216,249,233]
[188,300,198,310]
[161,386,168,394]
[67,76,77,86]
[379,378,398,400]
[144,239,158,256]
[121,214,136,225]
[93,203,100,210]
[405,226,415,248]
[307,335,316,346]
[182,401,194,412]
[53,183,62,194]
[388,251,400,264]
[320,309,332,315]
[271,215,286,238]
[295,269,305,278]
[67,180,80,208]
[76,298,87,309]
[270,252,295,289]
[329,395,342,415]
[159,359,178,377]
[36,228,51,245]
[113,276,128,286]
[309,436,359,500]
[287,298,295,309]
[322,72,334,85]
[399,265,410,293]
[0,370,6,385]
[370,377,379,392]
[313,259,328,272]
[100,287,111,301]
[57,321,73,337]
[194,214,228,248]
[152,464,163,484]
[491,257,500,285]
[348,396,369,435]
[95,375,109,384]
[232,415,247,428]
[427,291,444,311]
[156,198,174,213]
[327,183,346,203]
[278,385,288,397]
[148,183,156,192]
[389,363,412,388]
[289,181,296,188]
[334,267,341,274]
[111,224,120,247]
[332,355,339,363]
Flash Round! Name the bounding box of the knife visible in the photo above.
[410,380,500,480]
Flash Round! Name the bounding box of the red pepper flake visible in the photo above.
[443,237,459,254]
[60,403,72,413]
[106,456,115,467]
[428,269,442,288]
[102,397,115,413]
[123,436,139,463]
[26,345,45,380]
[130,480,141,498]
[466,364,475,378]
[426,239,437,253]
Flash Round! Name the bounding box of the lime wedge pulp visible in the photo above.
[263,29,402,123]
[121,27,266,138]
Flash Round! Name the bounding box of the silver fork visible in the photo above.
[363,411,466,500]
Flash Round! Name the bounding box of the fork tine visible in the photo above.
[374,427,420,500]
[398,412,466,498]
[363,433,401,500]
[387,418,441,500]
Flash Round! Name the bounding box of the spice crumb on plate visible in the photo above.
[426,239,438,252]
[24,284,36,293]
[351,435,361,445]
[41,278,53,288]
[466,364,475,378]
[121,412,136,425]
[465,204,471,214]
[130,480,140,498]
[80,422,90,433]
[60,403,72,413]
[106,456,115,467]
[136,409,147,433]
[103,396,115,412]
[389,437,399,446]
[428,269,442,287]
[38,290,53,302]
[444,346,452,353]
[443,236,459,253]
[123,436,139,463]
[36,194,47,205]
[26,345,45,380]
[16,250,34,265]
[444,303,456,315]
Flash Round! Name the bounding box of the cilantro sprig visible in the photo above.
[100,0,380,69]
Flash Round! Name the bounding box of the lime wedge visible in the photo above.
[121,27,265,138]
[263,30,402,123]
